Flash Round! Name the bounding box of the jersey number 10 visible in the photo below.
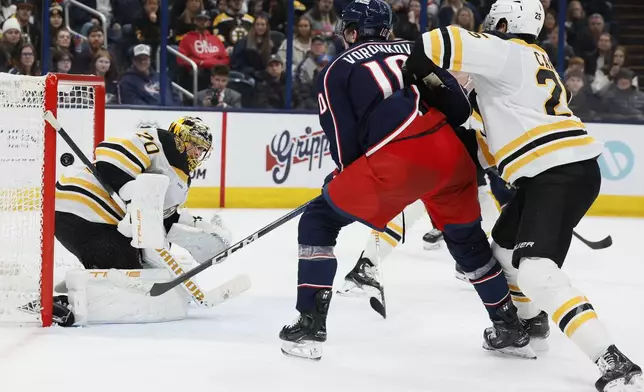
[362,54,409,99]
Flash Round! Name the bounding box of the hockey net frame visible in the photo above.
[0,73,105,327]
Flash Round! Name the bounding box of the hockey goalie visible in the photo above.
[38,116,249,326]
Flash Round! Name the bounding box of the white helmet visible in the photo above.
[486,0,545,38]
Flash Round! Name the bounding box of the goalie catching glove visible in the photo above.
[166,210,233,264]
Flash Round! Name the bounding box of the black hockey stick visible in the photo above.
[149,198,315,297]
[44,111,126,211]
[572,231,613,250]
[369,233,387,319]
[485,167,612,250]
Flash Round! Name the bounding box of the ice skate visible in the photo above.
[521,311,550,351]
[422,229,443,250]
[18,295,75,327]
[454,263,468,282]
[337,256,381,297]
[595,345,644,392]
[483,302,536,359]
[280,289,332,361]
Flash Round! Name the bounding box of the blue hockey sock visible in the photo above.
[296,245,337,313]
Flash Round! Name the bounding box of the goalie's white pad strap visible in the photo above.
[363,200,426,265]
[118,174,169,249]
[66,269,189,325]
[478,185,501,236]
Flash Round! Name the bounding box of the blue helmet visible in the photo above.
[340,0,393,40]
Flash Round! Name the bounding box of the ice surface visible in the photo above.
[0,210,642,392]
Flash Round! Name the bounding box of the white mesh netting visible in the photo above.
[0,74,98,325]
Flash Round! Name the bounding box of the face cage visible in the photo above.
[183,133,213,171]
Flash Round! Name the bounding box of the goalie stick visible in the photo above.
[43,111,249,307]
[485,167,612,250]
[149,198,315,297]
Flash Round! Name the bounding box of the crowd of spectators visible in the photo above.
[0,0,640,121]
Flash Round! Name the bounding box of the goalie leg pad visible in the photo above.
[66,269,189,325]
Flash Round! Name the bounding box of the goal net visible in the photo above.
[0,73,105,326]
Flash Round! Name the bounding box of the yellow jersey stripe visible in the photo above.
[476,130,496,167]
[502,136,595,181]
[508,284,521,292]
[429,29,443,67]
[494,119,585,162]
[509,38,547,54]
[448,26,463,71]
[472,110,483,123]
[565,311,597,338]
[108,138,151,168]
[59,175,125,216]
[96,147,143,176]
[380,232,398,247]
[173,166,189,183]
[387,222,404,236]
[552,295,587,323]
[512,296,532,303]
[56,192,119,225]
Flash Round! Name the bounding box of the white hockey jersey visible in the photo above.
[419,26,604,184]
[56,128,191,225]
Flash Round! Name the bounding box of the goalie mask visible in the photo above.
[169,116,213,171]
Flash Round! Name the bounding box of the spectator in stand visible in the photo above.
[278,16,312,73]
[111,0,144,40]
[294,35,327,84]
[134,0,161,52]
[8,42,39,75]
[575,13,607,59]
[304,0,338,40]
[263,0,306,33]
[565,69,598,121]
[542,26,575,70]
[255,54,287,108]
[178,10,228,88]
[0,18,22,72]
[394,0,420,40]
[537,9,557,44]
[118,44,178,105]
[0,0,16,28]
[293,53,329,110]
[452,7,475,31]
[210,0,228,18]
[90,49,119,104]
[612,46,638,88]
[247,0,263,17]
[48,3,65,47]
[51,48,72,73]
[172,0,203,43]
[539,0,551,11]
[438,0,480,30]
[599,68,644,121]
[565,0,586,48]
[14,0,40,57]
[67,0,96,33]
[212,0,254,50]
[48,28,74,71]
[71,26,112,74]
[585,31,613,77]
[196,64,242,107]
[231,14,275,80]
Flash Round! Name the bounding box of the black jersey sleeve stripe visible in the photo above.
[100,142,147,172]
[56,182,123,221]
[439,27,452,70]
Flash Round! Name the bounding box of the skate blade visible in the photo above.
[423,242,441,250]
[281,341,322,361]
[454,272,469,283]
[336,280,380,298]
[482,341,537,359]
[529,337,549,352]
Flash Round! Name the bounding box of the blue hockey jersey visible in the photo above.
[316,40,421,171]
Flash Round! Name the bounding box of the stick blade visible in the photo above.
[592,235,613,250]
[369,296,386,319]
[149,280,178,297]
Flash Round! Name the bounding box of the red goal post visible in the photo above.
[0,73,105,326]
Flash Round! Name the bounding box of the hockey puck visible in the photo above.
[60,153,74,167]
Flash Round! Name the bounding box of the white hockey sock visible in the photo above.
[491,241,542,320]
[362,200,426,263]
[517,257,613,361]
